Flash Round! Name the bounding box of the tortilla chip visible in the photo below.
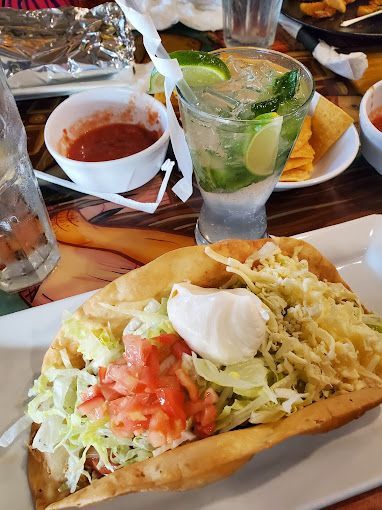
[290,141,315,160]
[283,157,312,172]
[28,238,382,510]
[154,91,179,116]
[294,116,312,151]
[280,163,314,182]
[310,96,353,162]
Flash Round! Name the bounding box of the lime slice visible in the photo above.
[149,50,231,94]
[245,115,282,176]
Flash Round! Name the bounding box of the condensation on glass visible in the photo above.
[0,66,60,292]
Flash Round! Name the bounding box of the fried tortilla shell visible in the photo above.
[28,237,382,509]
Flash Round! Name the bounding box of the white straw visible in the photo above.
[341,9,382,27]
[34,159,174,214]
[115,0,194,202]
[120,0,198,105]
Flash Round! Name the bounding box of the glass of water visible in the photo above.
[223,0,283,48]
[0,66,60,293]
[177,47,314,245]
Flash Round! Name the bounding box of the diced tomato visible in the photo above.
[106,364,138,392]
[175,369,199,402]
[114,356,127,365]
[150,409,183,444]
[139,347,160,390]
[153,334,178,346]
[151,335,174,362]
[200,405,217,427]
[107,396,128,420]
[96,465,112,475]
[86,456,113,476]
[79,332,217,450]
[172,418,185,439]
[148,345,160,370]
[100,360,125,384]
[148,430,166,448]
[185,400,205,416]
[111,419,147,437]
[156,387,186,426]
[78,396,105,420]
[98,367,107,384]
[184,388,217,439]
[108,394,152,418]
[123,334,152,369]
[171,340,192,360]
[139,367,157,391]
[196,421,215,438]
[109,395,152,436]
[99,383,123,401]
[159,375,181,389]
[150,409,170,429]
[167,358,182,375]
[204,387,219,405]
[81,384,102,402]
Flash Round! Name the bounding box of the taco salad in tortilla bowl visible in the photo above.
[9,237,382,509]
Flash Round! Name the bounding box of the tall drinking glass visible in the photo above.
[223,0,283,48]
[178,48,314,244]
[0,66,60,292]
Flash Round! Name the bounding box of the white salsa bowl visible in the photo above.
[44,88,169,193]
[360,80,382,175]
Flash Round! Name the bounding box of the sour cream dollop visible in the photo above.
[167,283,269,366]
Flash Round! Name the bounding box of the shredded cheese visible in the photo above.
[206,242,382,408]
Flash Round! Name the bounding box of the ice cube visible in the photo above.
[220,58,281,106]
[226,56,277,85]
[195,58,288,121]
[225,55,247,78]
[195,87,238,119]
[209,75,243,96]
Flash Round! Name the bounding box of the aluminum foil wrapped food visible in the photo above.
[0,3,135,89]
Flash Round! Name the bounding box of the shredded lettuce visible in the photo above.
[63,316,123,368]
[152,430,196,457]
[217,393,270,432]
[101,298,176,339]
[26,350,154,493]
[125,298,175,338]
[183,352,306,433]
[191,354,268,393]
[364,313,382,334]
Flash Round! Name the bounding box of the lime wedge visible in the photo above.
[245,115,282,176]
[149,50,231,94]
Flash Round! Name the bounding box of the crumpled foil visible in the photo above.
[0,3,135,88]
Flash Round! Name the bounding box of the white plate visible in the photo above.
[12,65,152,101]
[1,215,382,510]
[275,92,360,191]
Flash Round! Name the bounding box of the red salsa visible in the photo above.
[370,107,382,132]
[66,123,159,162]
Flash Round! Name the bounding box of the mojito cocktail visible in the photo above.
[177,48,314,244]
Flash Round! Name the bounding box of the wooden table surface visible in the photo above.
[3,17,382,510]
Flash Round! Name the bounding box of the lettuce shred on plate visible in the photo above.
[10,242,382,493]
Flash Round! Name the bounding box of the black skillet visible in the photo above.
[282,0,382,39]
